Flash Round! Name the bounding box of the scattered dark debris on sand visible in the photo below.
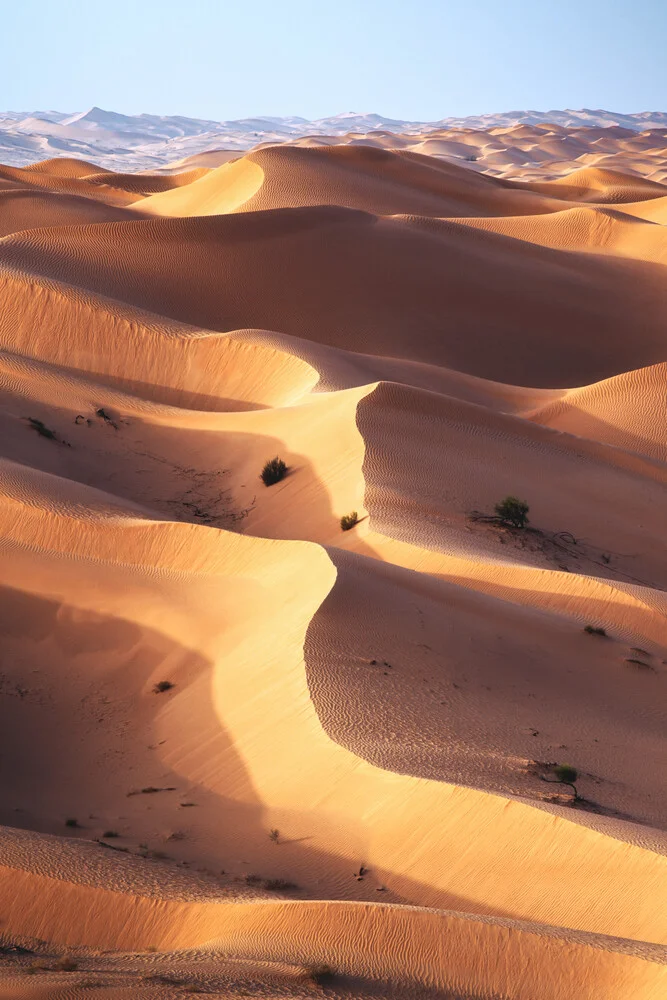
[26,417,71,446]
[127,786,177,797]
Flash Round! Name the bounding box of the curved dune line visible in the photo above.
[0,867,664,1000]
[136,143,566,219]
[135,156,265,216]
[527,362,667,464]
[0,163,140,207]
[0,268,318,409]
[457,205,667,264]
[617,195,667,224]
[2,200,667,387]
[0,473,665,945]
[355,531,667,645]
[0,188,137,238]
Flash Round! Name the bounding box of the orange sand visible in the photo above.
[0,129,665,999]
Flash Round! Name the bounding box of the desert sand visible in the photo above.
[0,124,665,999]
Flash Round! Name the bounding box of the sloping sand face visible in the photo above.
[0,131,665,999]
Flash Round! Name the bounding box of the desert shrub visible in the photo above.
[153,680,175,694]
[268,828,280,844]
[260,457,288,486]
[65,818,79,828]
[554,764,578,784]
[305,964,335,985]
[584,625,606,637]
[340,511,358,531]
[103,830,119,838]
[494,495,529,529]
[553,764,579,799]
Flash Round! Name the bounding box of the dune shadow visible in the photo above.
[0,579,527,946]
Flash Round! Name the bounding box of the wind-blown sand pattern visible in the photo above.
[0,127,665,998]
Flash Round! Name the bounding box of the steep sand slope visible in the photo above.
[460,205,667,263]
[136,144,566,218]
[0,189,138,237]
[0,478,665,947]
[1,208,666,385]
[0,136,665,998]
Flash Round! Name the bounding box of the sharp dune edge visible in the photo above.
[0,130,665,999]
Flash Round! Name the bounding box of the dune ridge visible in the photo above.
[0,131,664,998]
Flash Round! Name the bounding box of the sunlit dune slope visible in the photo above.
[524,166,667,203]
[0,129,664,997]
[1,206,666,386]
[137,144,566,218]
[459,204,667,263]
[0,474,665,956]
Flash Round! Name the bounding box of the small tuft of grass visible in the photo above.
[65,818,80,828]
[340,511,359,531]
[584,625,607,637]
[260,457,288,487]
[268,828,280,844]
[152,680,175,694]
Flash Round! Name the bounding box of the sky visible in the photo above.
[2,0,665,120]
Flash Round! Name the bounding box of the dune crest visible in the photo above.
[0,126,665,998]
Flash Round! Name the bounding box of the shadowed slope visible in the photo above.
[1,207,666,385]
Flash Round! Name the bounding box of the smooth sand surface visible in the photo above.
[0,129,665,998]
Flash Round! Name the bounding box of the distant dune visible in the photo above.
[0,127,665,999]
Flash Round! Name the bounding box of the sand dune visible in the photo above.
[1,204,666,386]
[0,126,665,998]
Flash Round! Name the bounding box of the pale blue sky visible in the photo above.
[3,0,665,119]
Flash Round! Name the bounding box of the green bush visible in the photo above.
[340,511,358,531]
[494,495,529,529]
[260,457,288,487]
[554,764,578,784]
[153,680,175,694]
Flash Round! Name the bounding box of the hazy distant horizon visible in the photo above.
[2,0,665,122]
